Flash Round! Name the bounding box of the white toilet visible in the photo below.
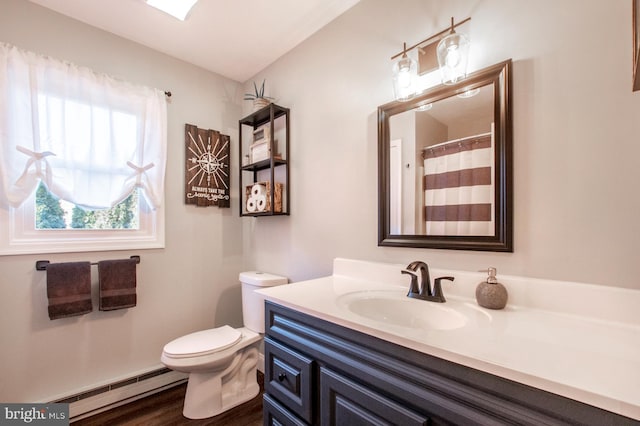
[161,271,287,419]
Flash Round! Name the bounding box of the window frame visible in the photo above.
[0,189,164,255]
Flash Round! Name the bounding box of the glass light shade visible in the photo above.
[392,55,418,101]
[437,32,470,85]
[456,88,480,98]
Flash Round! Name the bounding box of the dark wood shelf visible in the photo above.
[241,158,287,173]
[239,103,288,128]
[240,211,290,217]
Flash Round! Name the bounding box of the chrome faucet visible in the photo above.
[402,261,454,303]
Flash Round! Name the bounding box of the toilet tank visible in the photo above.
[240,271,288,333]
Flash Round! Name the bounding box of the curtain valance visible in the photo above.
[0,42,167,210]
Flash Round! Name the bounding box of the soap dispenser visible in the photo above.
[475,267,508,310]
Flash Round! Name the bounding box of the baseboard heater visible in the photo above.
[51,367,188,422]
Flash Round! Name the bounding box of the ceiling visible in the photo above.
[28,0,360,82]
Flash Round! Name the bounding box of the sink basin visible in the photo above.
[337,290,468,330]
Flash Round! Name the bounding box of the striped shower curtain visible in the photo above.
[422,132,494,236]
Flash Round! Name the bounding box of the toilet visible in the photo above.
[161,271,287,419]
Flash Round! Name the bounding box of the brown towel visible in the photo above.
[98,259,137,311]
[46,261,92,320]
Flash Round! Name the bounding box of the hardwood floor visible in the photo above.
[74,373,264,426]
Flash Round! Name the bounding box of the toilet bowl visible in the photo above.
[161,271,287,419]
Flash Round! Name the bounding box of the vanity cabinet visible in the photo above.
[263,302,637,426]
[239,103,290,216]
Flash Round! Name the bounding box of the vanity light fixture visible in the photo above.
[391,17,471,95]
[437,17,471,85]
[392,43,418,101]
[146,0,198,20]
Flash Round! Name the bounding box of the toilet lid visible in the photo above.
[163,325,242,358]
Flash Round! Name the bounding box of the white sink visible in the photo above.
[337,290,470,331]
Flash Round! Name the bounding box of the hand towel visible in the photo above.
[98,259,137,311]
[46,261,92,320]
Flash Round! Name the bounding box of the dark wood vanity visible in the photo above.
[263,301,637,425]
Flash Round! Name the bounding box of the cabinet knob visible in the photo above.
[278,373,286,382]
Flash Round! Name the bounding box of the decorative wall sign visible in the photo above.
[184,124,230,207]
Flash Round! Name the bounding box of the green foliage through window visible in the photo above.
[35,183,66,229]
[35,182,139,230]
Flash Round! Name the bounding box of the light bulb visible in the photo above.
[392,55,417,101]
[445,45,461,68]
[437,32,470,85]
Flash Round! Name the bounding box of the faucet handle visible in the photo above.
[432,276,455,302]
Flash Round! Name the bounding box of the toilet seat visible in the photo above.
[163,325,242,359]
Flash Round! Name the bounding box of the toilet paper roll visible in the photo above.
[255,195,267,212]
[251,184,267,197]
[246,197,257,213]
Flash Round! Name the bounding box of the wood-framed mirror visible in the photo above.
[378,59,513,251]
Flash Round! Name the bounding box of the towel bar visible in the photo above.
[35,256,140,271]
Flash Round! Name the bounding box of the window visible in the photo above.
[35,183,140,230]
[0,42,166,255]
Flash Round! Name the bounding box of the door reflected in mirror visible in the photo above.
[379,60,512,251]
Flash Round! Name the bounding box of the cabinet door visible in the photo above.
[265,337,315,423]
[263,394,308,426]
[320,367,430,426]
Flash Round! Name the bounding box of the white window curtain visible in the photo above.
[0,42,167,210]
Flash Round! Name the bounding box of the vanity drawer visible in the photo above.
[263,393,308,426]
[264,336,315,423]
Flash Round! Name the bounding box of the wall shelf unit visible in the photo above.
[238,103,290,217]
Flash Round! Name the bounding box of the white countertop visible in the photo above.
[257,258,640,420]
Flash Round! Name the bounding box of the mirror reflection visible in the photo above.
[389,84,494,236]
[378,59,512,252]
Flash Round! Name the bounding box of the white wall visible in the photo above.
[246,0,640,289]
[0,0,246,402]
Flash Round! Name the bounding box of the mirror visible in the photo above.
[378,59,512,251]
